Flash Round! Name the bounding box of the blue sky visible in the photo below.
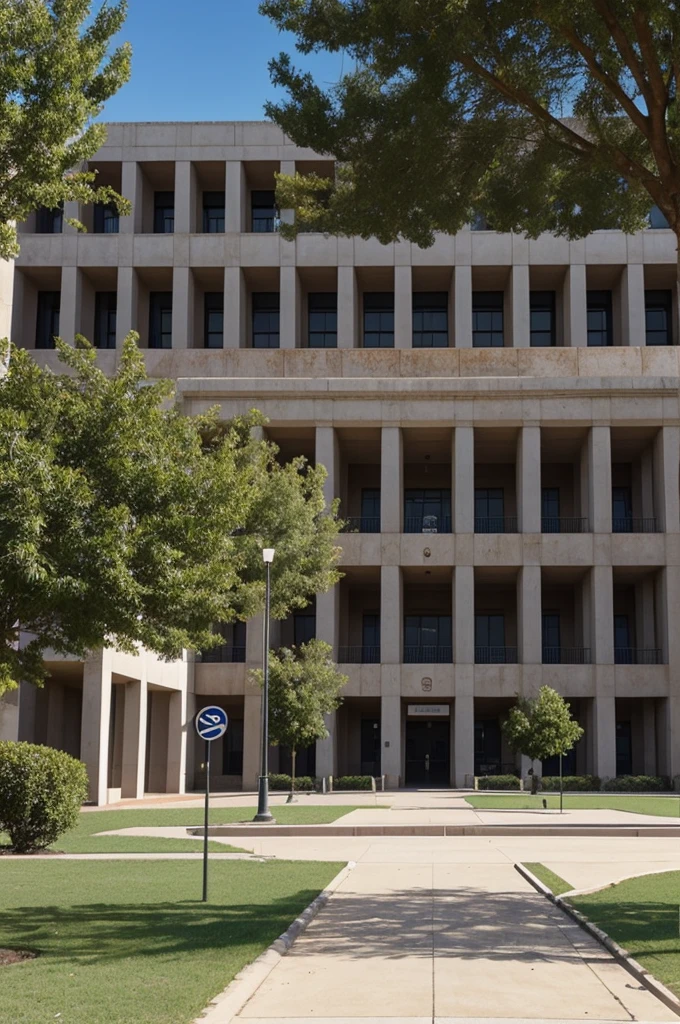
[101,0,341,123]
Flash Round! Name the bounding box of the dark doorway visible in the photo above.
[405,719,450,786]
[279,742,316,778]
[360,717,381,776]
[616,720,632,776]
[474,718,502,775]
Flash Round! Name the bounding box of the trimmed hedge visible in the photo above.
[333,775,374,790]
[268,773,315,792]
[540,775,601,792]
[477,774,521,790]
[602,774,671,792]
[0,741,88,853]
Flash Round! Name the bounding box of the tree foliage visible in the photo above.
[0,337,342,693]
[262,0,680,253]
[502,686,584,783]
[0,0,131,259]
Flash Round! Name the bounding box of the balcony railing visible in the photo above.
[199,646,246,664]
[337,645,381,664]
[542,647,591,665]
[341,516,381,534]
[614,647,663,665]
[475,517,519,534]
[475,646,518,664]
[612,517,658,533]
[403,645,453,664]
[404,516,452,534]
[541,517,589,534]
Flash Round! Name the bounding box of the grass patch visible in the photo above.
[570,870,680,997]
[523,861,573,895]
[465,793,680,817]
[0,857,343,1024]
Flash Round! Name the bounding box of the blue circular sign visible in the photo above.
[195,705,228,741]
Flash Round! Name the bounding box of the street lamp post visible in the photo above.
[254,547,276,823]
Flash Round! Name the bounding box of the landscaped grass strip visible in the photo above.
[523,861,573,895]
[465,793,680,817]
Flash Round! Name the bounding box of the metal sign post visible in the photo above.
[195,705,228,902]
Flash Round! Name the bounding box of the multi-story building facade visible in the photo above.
[10,121,680,802]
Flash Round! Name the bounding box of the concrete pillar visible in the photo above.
[120,161,144,234]
[166,687,188,794]
[59,266,82,342]
[174,161,196,234]
[337,265,356,349]
[588,426,612,533]
[394,265,412,349]
[62,200,79,236]
[639,447,655,520]
[454,566,474,664]
[280,266,299,348]
[638,577,656,651]
[564,265,587,346]
[454,426,475,533]
[225,161,246,233]
[593,694,617,780]
[643,699,657,775]
[654,426,680,533]
[121,678,147,799]
[316,425,339,508]
[621,263,645,346]
[518,566,542,664]
[517,426,541,532]
[381,565,402,664]
[81,650,112,805]
[454,265,472,347]
[116,266,138,344]
[279,160,295,228]
[454,688,474,787]
[381,694,402,787]
[381,426,403,532]
[511,265,530,347]
[659,566,680,668]
[171,266,193,349]
[224,266,246,349]
[243,692,261,790]
[591,566,614,663]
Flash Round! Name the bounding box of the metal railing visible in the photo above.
[475,646,518,664]
[612,517,658,533]
[542,647,591,665]
[404,516,452,534]
[541,517,589,534]
[341,516,381,534]
[337,645,381,664]
[199,646,246,664]
[403,645,453,664]
[475,516,519,534]
[614,647,663,665]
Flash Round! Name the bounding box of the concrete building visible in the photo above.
[10,121,680,801]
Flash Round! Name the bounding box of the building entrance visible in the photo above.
[405,719,450,786]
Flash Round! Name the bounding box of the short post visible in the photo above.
[203,739,210,902]
[254,548,276,823]
[559,751,564,814]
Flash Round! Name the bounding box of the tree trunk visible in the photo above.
[287,748,297,804]
[531,761,538,795]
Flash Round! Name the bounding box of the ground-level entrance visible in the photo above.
[405,719,450,785]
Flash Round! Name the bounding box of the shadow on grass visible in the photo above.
[570,898,680,947]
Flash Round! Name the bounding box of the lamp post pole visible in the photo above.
[254,548,275,823]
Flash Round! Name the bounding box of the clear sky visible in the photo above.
[101,0,341,123]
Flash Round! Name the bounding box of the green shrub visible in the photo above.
[540,775,601,792]
[477,774,521,790]
[602,774,671,792]
[268,773,315,791]
[333,775,374,790]
[0,741,88,853]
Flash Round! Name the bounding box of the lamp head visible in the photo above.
[262,548,275,564]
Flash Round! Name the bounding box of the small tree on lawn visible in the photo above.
[502,686,584,794]
[251,639,347,801]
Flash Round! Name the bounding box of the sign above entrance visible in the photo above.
[407,704,450,717]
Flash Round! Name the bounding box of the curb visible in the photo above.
[189,822,680,838]
[193,860,355,1024]
[515,862,680,1019]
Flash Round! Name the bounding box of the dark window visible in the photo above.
[474,718,502,775]
[530,291,556,347]
[404,489,451,533]
[361,488,380,520]
[614,613,631,664]
[204,292,224,349]
[94,291,117,349]
[616,720,632,775]
[475,487,504,531]
[403,615,452,660]
[612,486,633,531]
[93,202,119,234]
[587,290,613,347]
[251,190,277,233]
[475,613,506,649]
[252,292,280,348]
[413,292,448,348]
[648,206,670,229]
[542,612,561,662]
[363,292,394,348]
[203,191,225,233]
[294,612,316,645]
[35,291,60,348]
[362,613,380,649]
[471,212,493,230]
[202,622,246,663]
[148,291,172,349]
[645,289,672,346]
[308,292,337,348]
[541,487,560,533]
[223,718,244,776]
[153,191,174,233]
[472,291,504,347]
[35,203,63,233]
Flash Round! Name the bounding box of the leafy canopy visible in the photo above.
[262,0,680,247]
[502,686,584,764]
[0,0,131,259]
[0,337,342,693]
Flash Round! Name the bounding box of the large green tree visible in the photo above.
[502,686,584,793]
[0,337,342,693]
[0,0,131,259]
[262,1,680,275]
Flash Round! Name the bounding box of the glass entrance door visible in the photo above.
[405,719,450,786]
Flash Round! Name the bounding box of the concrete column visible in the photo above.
[394,265,412,349]
[454,566,475,664]
[643,699,657,775]
[59,266,82,342]
[279,160,295,228]
[381,694,402,787]
[454,266,472,347]
[116,266,138,344]
[454,690,474,787]
[316,581,339,779]
[166,687,188,794]
[316,425,339,508]
[225,161,246,233]
[621,263,645,346]
[381,565,402,664]
[659,566,680,669]
[224,266,246,349]
[591,566,614,663]
[81,650,112,805]
[337,265,356,349]
[120,161,143,234]
[171,266,193,349]
[381,426,403,532]
[511,265,531,347]
[654,426,680,533]
[62,200,79,236]
[243,691,262,791]
[174,161,196,234]
[588,426,612,533]
[454,426,474,533]
[246,612,264,666]
[121,678,147,799]
[593,695,617,780]
[564,265,587,346]
[280,266,299,348]
[518,566,542,664]
[517,426,541,532]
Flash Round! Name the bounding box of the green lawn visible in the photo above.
[0,858,343,1024]
[523,861,573,895]
[465,793,680,817]
[570,870,680,997]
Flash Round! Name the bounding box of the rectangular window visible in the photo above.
[202,191,225,233]
[94,291,117,349]
[294,612,316,645]
[612,485,633,532]
[530,291,556,347]
[252,292,280,348]
[541,487,560,533]
[362,613,380,650]
[403,614,452,661]
[542,612,561,662]
[36,203,63,234]
[616,720,632,775]
[35,291,60,349]
[475,613,506,649]
[363,292,394,348]
[412,292,448,348]
[587,290,613,347]
[361,488,380,519]
[204,292,224,349]
[148,291,172,349]
[308,292,337,348]
[404,489,451,533]
[645,289,673,346]
[475,487,505,532]
[93,202,119,234]
[472,291,504,347]
[614,614,632,664]
[251,190,277,233]
[153,191,174,234]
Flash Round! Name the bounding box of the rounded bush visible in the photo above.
[477,774,521,790]
[540,775,601,792]
[602,774,671,792]
[334,775,374,790]
[0,741,88,853]
[268,773,315,792]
